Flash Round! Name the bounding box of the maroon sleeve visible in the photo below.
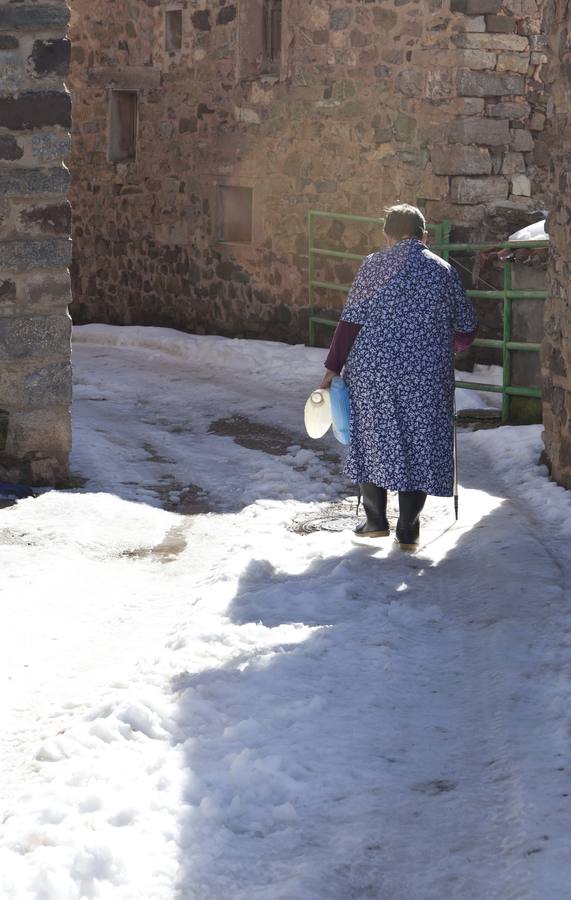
[455,327,478,353]
[324,321,362,374]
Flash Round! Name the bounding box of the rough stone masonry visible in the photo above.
[0,0,72,485]
[2,0,564,489]
[542,0,571,488]
[68,0,549,344]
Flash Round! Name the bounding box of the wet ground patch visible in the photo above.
[121,522,188,564]
[411,779,457,795]
[150,476,211,514]
[208,414,305,457]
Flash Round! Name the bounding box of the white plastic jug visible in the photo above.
[304,389,332,439]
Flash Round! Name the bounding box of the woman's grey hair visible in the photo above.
[384,204,426,240]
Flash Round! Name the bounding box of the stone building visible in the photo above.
[68,0,549,343]
[541,0,571,488]
[3,0,568,490]
[0,0,72,485]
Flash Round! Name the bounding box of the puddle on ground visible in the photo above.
[171,483,211,515]
[208,414,303,457]
[143,442,176,465]
[207,413,341,465]
[150,477,212,515]
[121,522,188,564]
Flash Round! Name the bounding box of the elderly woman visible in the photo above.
[321,204,478,550]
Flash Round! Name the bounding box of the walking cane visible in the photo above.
[453,397,459,522]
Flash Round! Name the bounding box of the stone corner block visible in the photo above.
[451,175,509,203]
[432,144,492,176]
[451,0,501,13]
[0,314,71,362]
[448,117,510,146]
[0,5,70,31]
[0,167,70,197]
[0,240,72,272]
[0,93,71,131]
[457,69,525,97]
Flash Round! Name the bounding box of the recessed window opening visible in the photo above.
[165,10,183,51]
[239,0,285,80]
[218,185,253,243]
[262,0,282,70]
[109,90,138,162]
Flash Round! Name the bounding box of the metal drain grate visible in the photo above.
[288,498,401,536]
[288,499,358,535]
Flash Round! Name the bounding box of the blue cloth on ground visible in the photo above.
[0,482,35,500]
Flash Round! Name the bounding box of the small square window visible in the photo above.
[165,10,183,51]
[218,185,253,243]
[109,91,138,162]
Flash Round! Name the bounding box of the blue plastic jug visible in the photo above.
[330,377,351,444]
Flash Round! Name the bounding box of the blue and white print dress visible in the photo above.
[341,238,477,497]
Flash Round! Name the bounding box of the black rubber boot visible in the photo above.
[396,491,427,550]
[355,483,390,538]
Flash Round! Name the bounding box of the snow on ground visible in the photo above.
[1,326,571,899]
[455,363,504,411]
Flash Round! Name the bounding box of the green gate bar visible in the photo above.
[308,209,548,424]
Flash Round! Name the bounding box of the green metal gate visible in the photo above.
[308,208,548,423]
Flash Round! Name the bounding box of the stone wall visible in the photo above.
[68,0,548,343]
[542,0,571,486]
[0,0,72,485]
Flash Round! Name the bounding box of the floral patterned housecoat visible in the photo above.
[341,238,478,497]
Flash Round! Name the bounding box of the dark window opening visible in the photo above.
[218,185,253,243]
[109,91,138,162]
[239,0,285,80]
[263,0,282,69]
[165,10,183,51]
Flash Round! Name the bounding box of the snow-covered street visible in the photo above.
[1,326,570,899]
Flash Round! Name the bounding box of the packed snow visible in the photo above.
[1,326,570,899]
[509,220,548,243]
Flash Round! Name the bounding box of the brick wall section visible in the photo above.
[0,0,72,485]
[68,0,548,343]
[542,0,571,486]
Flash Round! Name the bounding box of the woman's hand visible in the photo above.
[320,370,336,390]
